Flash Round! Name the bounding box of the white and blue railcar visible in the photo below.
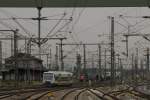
[43,71,73,86]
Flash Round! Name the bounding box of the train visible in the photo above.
[79,71,121,82]
[43,71,73,86]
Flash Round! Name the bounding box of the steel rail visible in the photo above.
[87,89,108,100]
[25,87,74,100]
[60,88,83,100]
[74,89,87,100]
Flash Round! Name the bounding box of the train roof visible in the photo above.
[43,71,73,75]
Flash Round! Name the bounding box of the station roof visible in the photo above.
[0,0,150,7]
[5,53,42,62]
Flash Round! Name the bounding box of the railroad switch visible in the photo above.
[47,92,55,100]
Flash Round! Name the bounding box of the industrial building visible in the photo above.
[1,53,45,81]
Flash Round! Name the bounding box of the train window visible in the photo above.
[43,73,53,80]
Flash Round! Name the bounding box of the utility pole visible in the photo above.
[104,49,107,79]
[34,0,43,59]
[25,37,27,53]
[27,38,32,54]
[117,54,120,82]
[46,54,49,69]
[125,26,130,57]
[135,48,138,84]
[76,54,81,79]
[146,48,149,81]
[49,48,52,70]
[0,41,2,69]
[131,54,134,81]
[140,59,144,80]
[125,35,129,57]
[60,39,64,71]
[11,35,14,56]
[55,46,59,71]
[98,44,101,79]
[120,58,123,84]
[26,38,32,84]
[92,54,94,68]
[37,6,42,59]
[83,44,87,77]
[14,30,18,83]
[110,16,115,86]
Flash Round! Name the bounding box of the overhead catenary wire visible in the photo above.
[69,8,86,45]
[48,20,72,38]
[0,20,15,30]
[71,8,86,29]
[0,9,36,37]
[0,8,70,37]
[12,18,32,37]
[44,13,66,38]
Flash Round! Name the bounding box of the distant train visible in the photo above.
[78,71,121,82]
[43,71,73,86]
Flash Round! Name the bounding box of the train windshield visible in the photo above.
[43,73,54,80]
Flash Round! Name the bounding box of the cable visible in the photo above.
[0,8,66,37]
[72,8,85,28]
[0,20,15,30]
[13,18,32,37]
[49,20,72,38]
[46,13,66,37]
[63,45,80,58]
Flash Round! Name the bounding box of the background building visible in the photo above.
[2,53,45,81]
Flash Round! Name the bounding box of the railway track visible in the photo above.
[1,83,150,100]
[24,86,149,100]
[74,89,87,100]
[0,86,74,100]
[60,88,84,100]
[88,88,120,100]
[0,82,90,100]
[111,85,150,100]
[0,87,50,100]
[60,88,120,100]
[24,84,95,100]
[0,85,46,96]
[25,87,75,100]
[92,84,150,100]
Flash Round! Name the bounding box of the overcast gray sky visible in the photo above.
[0,7,150,68]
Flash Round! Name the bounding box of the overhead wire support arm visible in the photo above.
[0,37,67,40]
[56,43,109,45]
[123,33,150,42]
[123,34,150,36]
[0,29,18,33]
